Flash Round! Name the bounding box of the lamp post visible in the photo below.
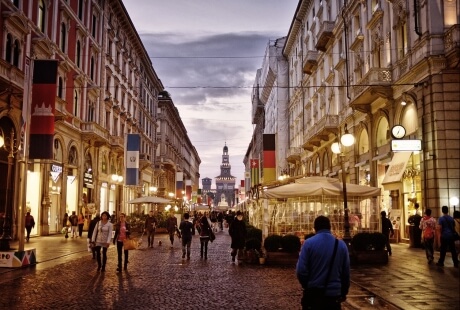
[331,124,355,243]
[0,129,20,251]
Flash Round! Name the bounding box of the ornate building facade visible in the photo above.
[0,0,199,239]
[215,144,236,208]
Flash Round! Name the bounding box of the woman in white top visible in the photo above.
[91,211,113,272]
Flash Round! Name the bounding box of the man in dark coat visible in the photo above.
[87,213,100,259]
[229,211,246,262]
[381,211,394,256]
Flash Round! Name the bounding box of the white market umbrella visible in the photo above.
[128,196,172,204]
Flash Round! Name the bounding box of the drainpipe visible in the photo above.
[343,0,351,100]
[414,0,422,37]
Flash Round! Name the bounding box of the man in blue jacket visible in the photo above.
[296,216,350,310]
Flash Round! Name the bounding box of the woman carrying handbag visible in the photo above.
[91,211,113,272]
[113,212,131,272]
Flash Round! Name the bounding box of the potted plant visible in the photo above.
[263,234,300,266]
[254,248,267,265]
[351,232,388,264]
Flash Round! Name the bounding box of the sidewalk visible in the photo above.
[1,231,459,309]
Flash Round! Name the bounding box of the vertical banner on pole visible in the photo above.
[29,60,58,159]
[185,180,192,201]
[245,171,250,193]
[263,134,276,183]
[176,172,184,198]
[125,134,140,186]
[250,159,259,187]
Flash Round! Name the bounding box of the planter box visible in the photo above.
[266,251,299,266]
[351,250,388,265]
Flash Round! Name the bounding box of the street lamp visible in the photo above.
[0,129,20,251]
[149,186,158,195]
[331,124,355,244]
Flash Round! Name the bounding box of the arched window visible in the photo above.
[401,103,418,136]
[68,146,78,166]
[358,129,370,155]
[376,117,389,147]
[76,41,81,68]
[60,23,66,52]
[323,152,329,175]
[5,34,12,63]
[78,0,84,20]
[38,0,46,33]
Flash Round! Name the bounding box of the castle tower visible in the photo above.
[215,143,236,208]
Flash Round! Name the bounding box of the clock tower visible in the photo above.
[215,143,236,208]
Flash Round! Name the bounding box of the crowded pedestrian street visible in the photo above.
[0,228,458,310]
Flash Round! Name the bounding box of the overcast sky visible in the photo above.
[123,0,299,187]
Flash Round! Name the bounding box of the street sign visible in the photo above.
[391,139,422,151]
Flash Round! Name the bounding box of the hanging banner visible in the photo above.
[176,172,184,198]
[263,134,276,183]
[250,159,259,187]
[125,134,140,185]
[29,60,58,159]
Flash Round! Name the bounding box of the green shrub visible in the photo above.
[352,232,386,251]
[281,234,301,253]
[245,238,262,251]
[246,227,262,243]
[264,234,283,252]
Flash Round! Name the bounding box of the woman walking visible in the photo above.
[91,211,113,272]
[77,212,85,237]
[113,212,131,272]
[199,214,212,259]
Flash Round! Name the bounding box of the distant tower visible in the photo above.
[215,143,236,208]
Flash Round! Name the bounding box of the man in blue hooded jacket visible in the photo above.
[296,216,350,309]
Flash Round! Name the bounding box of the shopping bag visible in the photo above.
[123,238,138,250]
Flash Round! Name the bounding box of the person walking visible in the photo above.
[199,214,212,259]
[24,212,35,242]
[179,213,194,260]
[419,208,436,264]
[69,211,78,238]
[436,206,459,267]
[144,210,158,248]
[91,211,113,272]
[380,211,394,256]
[229,211,246,262]
[166,212,178,248]
[77,212,85,237]
[87,213,100,259]
[113,212,131,272]
[296,216,350,310]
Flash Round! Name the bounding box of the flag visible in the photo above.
[245,171,250,192]
[250,159,259,187]
[185,180,192,200]
[29,60,58,159]
[125,134,140,185]
[263,134,276,183]
[176,172,184,198]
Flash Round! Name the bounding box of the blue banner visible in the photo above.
[125,134,140,185]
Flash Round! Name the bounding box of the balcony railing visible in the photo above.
[303,50,319,75]
[81,122,110,145]
[303,114,339,151]
[286,147,301,163]
[315,21,335,52]
[351,68,393,108]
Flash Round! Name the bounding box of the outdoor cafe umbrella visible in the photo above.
[128,196,172,204]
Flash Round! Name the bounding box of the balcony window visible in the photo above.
[60,23,66,53]
[38,0,46,33]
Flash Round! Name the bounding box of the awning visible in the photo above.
[382,152,412,184]
[372,153,391,162]
[354,160,369,168]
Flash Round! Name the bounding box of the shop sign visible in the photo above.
[50,164,62,182]
[391,140,422,152]
[84,171,93,186]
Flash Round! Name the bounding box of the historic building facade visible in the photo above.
[247,0,459,241]
[0,0,199,239]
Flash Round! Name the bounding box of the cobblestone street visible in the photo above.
[0,229,458,309]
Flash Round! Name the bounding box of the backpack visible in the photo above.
[423,222,434,239]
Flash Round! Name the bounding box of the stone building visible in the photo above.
[0,0,199,239]
[270,0,459,241]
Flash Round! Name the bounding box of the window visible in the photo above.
[398,21,408,58]
[38,0,46,33]
[76,40,81,68]
[92,14,97,38]
[87,101,95,122]
[13,40,20,67]
[60,23,66,52]
[105,111,110,130]
[58,77,63,98]
[90,56,95,80]
[78,0,84,20]
[5,34,12,63]
[74,90,79,117]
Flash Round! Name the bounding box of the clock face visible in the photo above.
[391,125,406,139]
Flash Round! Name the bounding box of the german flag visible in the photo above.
[263,134,276,183]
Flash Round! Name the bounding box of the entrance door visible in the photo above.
[49,194,60,233]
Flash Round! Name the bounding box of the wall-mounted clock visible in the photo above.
[391,125,406,139]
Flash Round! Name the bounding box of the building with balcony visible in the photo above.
[280,0,459,242]
[0,0,199,239]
